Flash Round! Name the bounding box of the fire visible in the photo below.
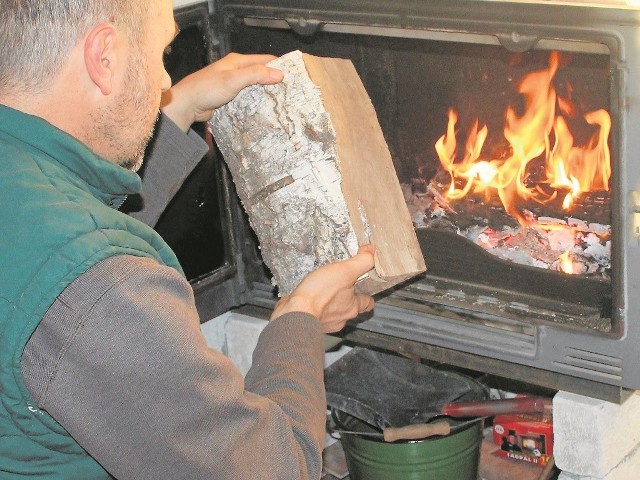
[435,52,611,226]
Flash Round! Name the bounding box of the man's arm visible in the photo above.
[21,247,374,479]
[22,255,326,480]
[126,114,209,227]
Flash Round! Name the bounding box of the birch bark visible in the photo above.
[211,50,425,296]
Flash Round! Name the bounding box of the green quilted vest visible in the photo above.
[0,105,183,478]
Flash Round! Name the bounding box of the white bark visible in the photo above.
[211,50,425,296]
[211,51,358,295]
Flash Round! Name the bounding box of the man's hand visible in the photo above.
[270,246,376,333]
[161,53,284,132]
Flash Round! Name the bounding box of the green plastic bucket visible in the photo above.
[337,413,482,480]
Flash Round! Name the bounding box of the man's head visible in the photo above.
[0,0,177,170]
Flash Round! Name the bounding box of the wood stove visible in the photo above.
[164,0,640,402]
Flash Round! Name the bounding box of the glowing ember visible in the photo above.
[402,175,612,277]
[435,51,611,226]
[558,250,574,274]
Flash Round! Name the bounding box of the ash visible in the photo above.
[402,181,611,277]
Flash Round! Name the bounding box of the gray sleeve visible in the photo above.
[21,255,326,480]
[127,115,209,227]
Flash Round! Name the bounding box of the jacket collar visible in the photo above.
[0,104,142,207]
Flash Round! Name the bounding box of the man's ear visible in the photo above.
[84,23,119,96]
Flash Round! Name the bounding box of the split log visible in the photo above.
[210,50,425,296]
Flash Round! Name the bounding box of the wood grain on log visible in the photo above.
[211,50,425,295]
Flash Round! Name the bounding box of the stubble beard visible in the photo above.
[119,109,160,172]
[90,49,160,172]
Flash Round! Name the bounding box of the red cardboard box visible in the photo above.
[492,410,553,466]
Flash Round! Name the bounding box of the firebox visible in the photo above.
[163,1,640,402]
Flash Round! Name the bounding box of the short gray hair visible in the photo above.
[0,0,151,95]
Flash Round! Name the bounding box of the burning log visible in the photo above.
[211,50,425,295]
[403,180,611,277]
[434,52,611,226]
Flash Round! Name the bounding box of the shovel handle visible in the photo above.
[383,420,451,442]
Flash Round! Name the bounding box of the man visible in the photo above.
[0,1,375,478]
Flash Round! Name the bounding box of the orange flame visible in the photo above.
[435,52,611,226]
